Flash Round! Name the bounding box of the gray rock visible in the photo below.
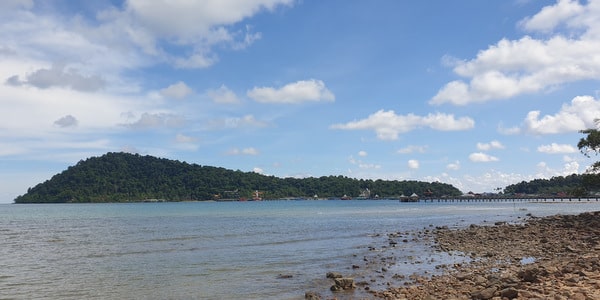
[305,291,321,300]
[471,286,497,300]
[500,287,518,299]
[331,277,355,291]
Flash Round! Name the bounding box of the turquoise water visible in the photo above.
[2,200,600,299]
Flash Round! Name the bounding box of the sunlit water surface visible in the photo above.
[2,200,600,299]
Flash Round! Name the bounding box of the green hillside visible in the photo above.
[14,152,462,203]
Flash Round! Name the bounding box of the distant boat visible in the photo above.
[341,194,352,200]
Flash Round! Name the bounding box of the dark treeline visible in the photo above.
[503,173,599,197]
[14,152,462,203]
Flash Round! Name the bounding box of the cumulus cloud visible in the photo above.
[253,167,264,174]
[523,95,600,134]
[53,115,78,128]
[8,63,105,92]
[331,110,474,140]
[476,140,504,151]
[469,152,499,162]
[160,81,193,99]
[123,112,185,129]
[536,159,580,178]
[1,0,292,73]
[207,84,240,104]
[446,160,461,170]
[358,150,368,157]
[124,0,293,68]
[247,79,335,104]
[518,0,584,33]
[408,159,420,169]
[430,0,600,105]
[537,143,577,154]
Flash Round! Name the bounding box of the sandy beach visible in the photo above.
[367,210,600,300]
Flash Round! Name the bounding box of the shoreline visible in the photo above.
[367,211,600,299]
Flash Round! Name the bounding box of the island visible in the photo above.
[14,152,463,203]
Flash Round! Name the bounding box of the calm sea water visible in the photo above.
[2,200,600,299]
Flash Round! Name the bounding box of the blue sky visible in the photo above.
[1,0,600,202]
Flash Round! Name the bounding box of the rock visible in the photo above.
[331,277,355,291]
[326,272,342,279]
[500,287,518,299]
[473,275,487,285]
[519,267,539,283]
[304,291,321,300]
[471,286,497,300]
[455,272,470,281]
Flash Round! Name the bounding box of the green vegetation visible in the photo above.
[503,174,587,196]
[578,123,600,192]
[14,152,462,203]
[503,125,600,197]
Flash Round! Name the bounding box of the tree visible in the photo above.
[578,124,600,172]
[578,121,600,192]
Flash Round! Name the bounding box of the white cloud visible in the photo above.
[123,0,293,68]
[408,159,420,169]
[469,152,499,162]
[331,110,474,140]
[253,167,264,174]
[175,133,197,143]
[498,124,521,135]
[348,155,381,170]
[476,140,504,151]
[160,81,193,99]
[537,143,577,154]
[535,159,580,178]
[446,160,460,170]
[7,63,105,92]
[53,115,78,128]
[207,84,240,104]
[397,145,427,154]
[518,0,585,33]
[247,79,335,104]
[523,95,600,134]
[430,0,600,105]
[359,163,381,170]
[358,150,368,157]
[206,114,269,130]
[123,112,185,129]
[0,0,293,77]
[227,147,259,155]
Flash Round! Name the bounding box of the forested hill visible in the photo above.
[503,174,594,196]
[14,152,462,203]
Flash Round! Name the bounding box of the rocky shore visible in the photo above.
[370,211,600,300]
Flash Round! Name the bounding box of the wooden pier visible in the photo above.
[417,196,600,203]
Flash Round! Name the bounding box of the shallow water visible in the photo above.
[1,200,599,299]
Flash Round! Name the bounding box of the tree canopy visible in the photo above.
[14,152,462,203]
[578,123,600,191]
[578,125,600,173]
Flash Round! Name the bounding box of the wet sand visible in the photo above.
[369,211,600,299]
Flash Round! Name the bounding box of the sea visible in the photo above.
[2,199,600,300]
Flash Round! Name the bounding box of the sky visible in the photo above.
[2,0,600,203]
